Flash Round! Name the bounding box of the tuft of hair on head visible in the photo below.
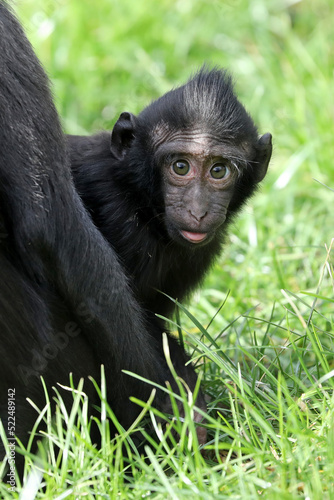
[183,66,234,123]
[138,66,259,145]
[182,66,259,141]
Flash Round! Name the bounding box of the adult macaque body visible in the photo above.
[0,1,186,459]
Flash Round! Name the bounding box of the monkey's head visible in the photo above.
[110,68,272,247]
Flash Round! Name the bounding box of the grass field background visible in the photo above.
[0,0,333,497]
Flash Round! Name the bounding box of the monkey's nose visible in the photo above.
[189,210,208,222]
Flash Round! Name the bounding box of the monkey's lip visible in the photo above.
[180,231,208,243]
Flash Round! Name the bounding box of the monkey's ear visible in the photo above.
[254,133,272,182]
[110,112,137,160]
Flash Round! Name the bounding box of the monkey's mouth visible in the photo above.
[180,230,208,243]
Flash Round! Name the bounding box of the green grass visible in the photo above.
[1,0,333,497]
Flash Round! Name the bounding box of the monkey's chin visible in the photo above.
[180,230,208,244]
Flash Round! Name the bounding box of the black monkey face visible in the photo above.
[156,133,244,247]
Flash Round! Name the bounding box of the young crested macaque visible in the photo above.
[68,68,272,441]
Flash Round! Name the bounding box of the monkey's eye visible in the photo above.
[172,160,190,176]
[210,163,230,179]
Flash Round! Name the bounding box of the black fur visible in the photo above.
[0,1,179,461]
